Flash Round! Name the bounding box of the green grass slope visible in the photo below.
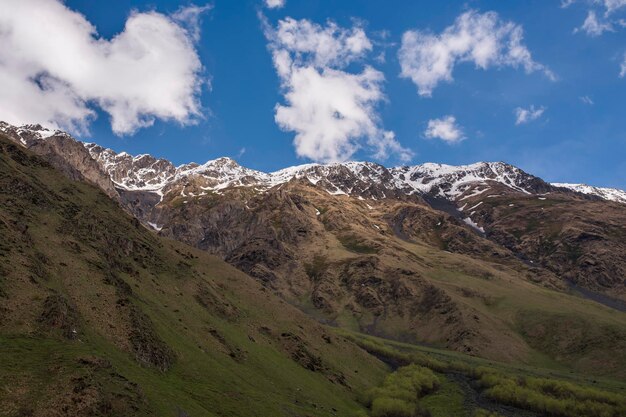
[0,136,387,417]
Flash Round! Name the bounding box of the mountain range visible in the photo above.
[3,122,626,205]
[2,121,626,416]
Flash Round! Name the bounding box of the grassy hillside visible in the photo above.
[0,135,387,417]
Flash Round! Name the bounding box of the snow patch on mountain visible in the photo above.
[0,121,65,145]
[391,162,536,199]
[552,183,626,204]
[463,217,485,233]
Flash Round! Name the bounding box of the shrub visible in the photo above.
[479,372,626,417]
[366,365,440,417]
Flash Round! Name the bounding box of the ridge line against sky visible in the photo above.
[0,0,624,188]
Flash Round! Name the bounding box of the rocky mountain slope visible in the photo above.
[2,122,626,379]
[0,133,388,417]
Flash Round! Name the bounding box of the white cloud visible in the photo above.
[514,105,546,125]
[265,0,286,9]
[580,95,595,104]
[268,17,373,70]
[563,0,626,14]
[0,0,207,135]
[621,53,626,77]
[601,0,626,14]
[424,116,465,143]
[566,0,626,38]
[264,16,412,163]
[576,10,614,35]
[173,4,212,42]
[565,2,626,75]
[398,10,554,97]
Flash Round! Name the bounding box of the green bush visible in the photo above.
[525,377,625,405]
[478,372,626,417]
[366,365,439,417]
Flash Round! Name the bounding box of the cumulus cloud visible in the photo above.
[514,105,546,125]
[424,116,465,143]
[265,0,286,9]
[264,16,412,163]
[0,0,208,135]
[398,10,554,97]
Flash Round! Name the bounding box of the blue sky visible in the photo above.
[2,0,626,188]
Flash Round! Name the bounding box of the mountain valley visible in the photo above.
[1,122,626,416]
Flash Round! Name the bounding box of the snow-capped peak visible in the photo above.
[0,121,65,146]
[390,161,550,200]
[84,143,177,191]
[552,183,626,204]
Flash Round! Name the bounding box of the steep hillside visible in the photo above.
[0,135,387,417]
[457,186,626,299]
[2,122,626,380]
[148,178,626,378]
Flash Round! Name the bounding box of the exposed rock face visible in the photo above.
[466,192,626,295]
[85,143,177,191]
